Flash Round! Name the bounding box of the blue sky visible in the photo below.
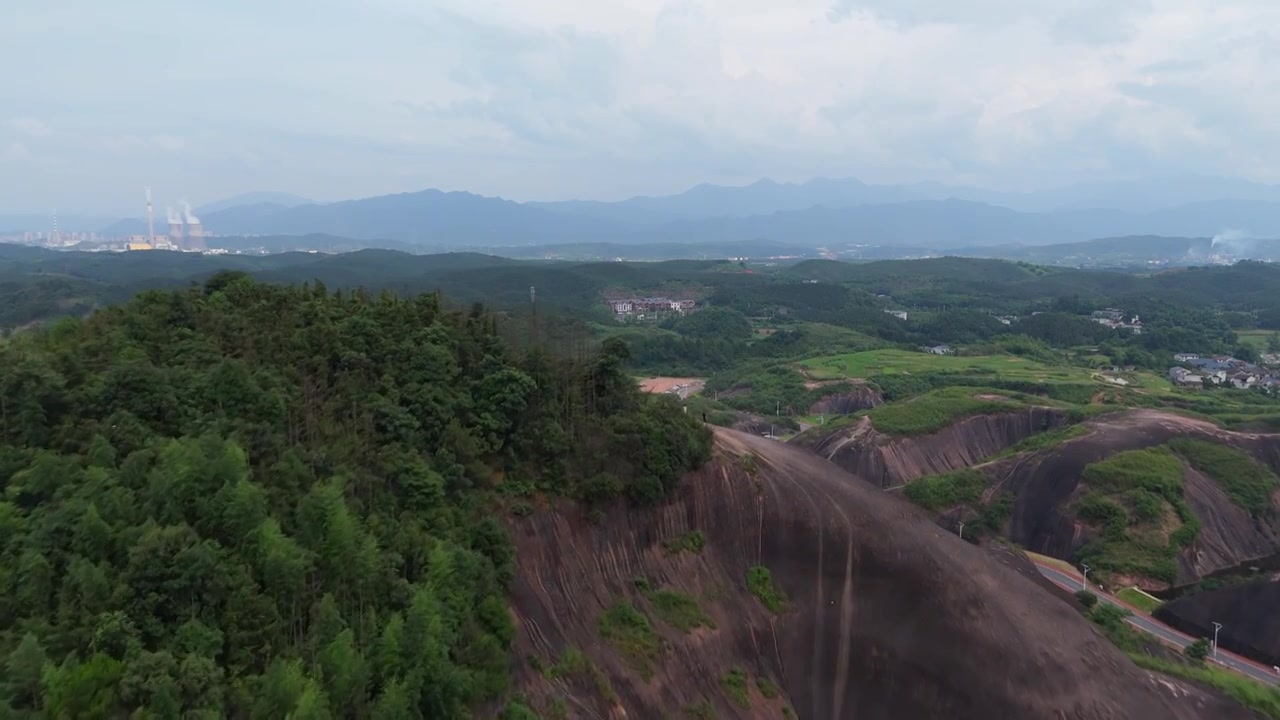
[4,0,1279,214]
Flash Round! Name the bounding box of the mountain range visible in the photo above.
[68,175,1280,249]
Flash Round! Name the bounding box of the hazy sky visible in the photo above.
[4,0,1280,214]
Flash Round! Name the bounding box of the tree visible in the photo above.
[42,653,125,719]
[1234,344,1259,363]
[1185,638,1211,663]
[370,677,416,720]
[318,630,368,716]
[4,633,47,710]
[1074,590,1098,609]
[0,279,712,718]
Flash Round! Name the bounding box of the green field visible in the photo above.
[866,386,1033,435]
[801,349,1101,384]
[1236,329,1278,353]
[1115,587,1163,613]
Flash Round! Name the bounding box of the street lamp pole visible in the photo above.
[1081,564,1091,592]
[957,521,964,540]
[1212,622,1223,659]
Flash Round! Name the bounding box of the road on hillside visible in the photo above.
[1034,564,1280,687]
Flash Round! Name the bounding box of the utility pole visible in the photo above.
[528,286,538,352]
[957,521,964,540]
[1081,564,1091,592]
[1212,622,1223,659]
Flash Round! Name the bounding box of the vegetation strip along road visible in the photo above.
[1033,563,1279,686]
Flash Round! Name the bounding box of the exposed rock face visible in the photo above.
[504,428,1252,719]
[806,384,883,415]
[985,410,1280,587]
[1157,577,1280,668]
[1181,468,1280,579]
[806,407,1073,489]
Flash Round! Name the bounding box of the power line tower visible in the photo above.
[528,285,538,352]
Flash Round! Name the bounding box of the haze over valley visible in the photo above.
[7,1,1280,718]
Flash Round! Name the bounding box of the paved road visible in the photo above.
[1034,563,1280,687]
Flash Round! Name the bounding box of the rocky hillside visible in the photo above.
[1157,576,1280,668]
[801,406,1074,488]
[501,428,1254,719]
[805,383,883,415]
[911,410,1280,589]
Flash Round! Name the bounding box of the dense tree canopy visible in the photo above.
[0,274,710,717]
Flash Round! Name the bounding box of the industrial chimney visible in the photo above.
[182,201,205,251]
[145,187,155,244]
[167,206,184,244]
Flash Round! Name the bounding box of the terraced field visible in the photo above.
[800,349,1100,384]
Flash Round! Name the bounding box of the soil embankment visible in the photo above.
[805,407,1073,489]
[503,428,1253,719]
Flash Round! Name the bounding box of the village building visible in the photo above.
[1168,367,1204,388]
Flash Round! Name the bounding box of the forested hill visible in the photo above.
[0,272,710,717]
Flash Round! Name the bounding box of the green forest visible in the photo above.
[0,272,710,717]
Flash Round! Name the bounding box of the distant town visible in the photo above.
[606,295,698,320]
[1168,353,1280,390]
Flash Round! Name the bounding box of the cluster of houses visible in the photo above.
[607,296,697,319]
[1091,308,1144,334]
[1168,353,1280,390]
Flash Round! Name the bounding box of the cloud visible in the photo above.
[10,117,54,138]
[2,143,32,161]
[2,0,1280,213]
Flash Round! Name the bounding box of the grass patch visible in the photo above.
[1130,655,1280,719]
[649,589,715,632]
[1168,438,1279,516]
[663,530,706,555]
[1073,447,1198,584]
[866,385,1028,435]
[756,677,780,699]
[994,423,1090,459]
[685,700,716,719]
[800,348,1096,384]
[598,602,662,678]
[746,565,788,614]
[1083,602,1280,719]
[1024,550,1075,574]
[683,394,738,427]
[546,697,569,720]
[719,667,750,708]
[1116,587,1163,614]
[547,647,590,679]
[547,647,617,704]
[904,468,988,509]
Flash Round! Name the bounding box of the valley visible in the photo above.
[15,4,1280,715]
[4,246,1280,717]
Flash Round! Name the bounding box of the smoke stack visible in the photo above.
[167,206,184,242]
[181,200,205,251]
[145,187,155,243]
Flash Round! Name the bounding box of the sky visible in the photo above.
[4,0,1280,214]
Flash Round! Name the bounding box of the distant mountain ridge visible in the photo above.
[85,175,1280,250]
[196,191,314,215]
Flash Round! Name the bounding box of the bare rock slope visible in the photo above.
[1157,576,1280,668]
[803,407,1072,488]
[986,410,1280,585]
[504,428,1254,719]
